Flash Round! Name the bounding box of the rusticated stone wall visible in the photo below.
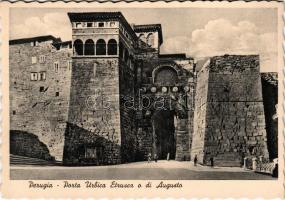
[63,58,122,165]
[10,41,72,161]
[192,55,269,167]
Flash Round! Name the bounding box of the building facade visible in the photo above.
[10,36,72,161]
[9,12,277,167]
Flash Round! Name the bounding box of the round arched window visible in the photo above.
[107,39,117,55]
[84,39,95,55]
[154,66,178,86]
[74,39,83,56]
[146,33,154,47]
[139,33,147,43]
[96,39,106,55]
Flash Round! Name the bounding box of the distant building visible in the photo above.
[9,12,278,166]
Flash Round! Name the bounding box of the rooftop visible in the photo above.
[9,35,61,45]
[52,41,72,50]
[67,12,138,41]
[158,54,187,59]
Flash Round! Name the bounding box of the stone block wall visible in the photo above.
[136,120,153,160]
[63,123,121,165]
[10,130,55,161]
[191,61,209,163]
[63,58,122,165]
[175,118,190,161]
[192,55,269,167]
[187,87,196,160]
[119,59,137,163]
[10,42,72,161]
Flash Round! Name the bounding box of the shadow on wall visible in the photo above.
[63,123,121,166]
[261,74,278,160]
[10,130,55,161]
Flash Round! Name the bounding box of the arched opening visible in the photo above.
[146,33,154,47]
[84,39,95,55]
[96,39,106,55]
[107,39,117,55]
[139,33,146,44]
[154,66,178,86]
[152,110,176,160]
[74,39,83,56]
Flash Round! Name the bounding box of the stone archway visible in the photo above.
[148,93,190,161]
[151,110,176,160]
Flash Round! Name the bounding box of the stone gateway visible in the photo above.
[9,12,277,167]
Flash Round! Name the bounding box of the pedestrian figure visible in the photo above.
[210,157,214,167]
[147,153,152,163]
[167,153,170,161]
[154,153,158,163]
[194,155,198,166]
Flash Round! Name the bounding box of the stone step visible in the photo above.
[213,153,242,167]
[214,159,242,167]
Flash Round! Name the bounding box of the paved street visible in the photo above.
[10,160,276,180]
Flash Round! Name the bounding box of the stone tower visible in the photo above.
[191,55,269,167]
[63,12,137,165]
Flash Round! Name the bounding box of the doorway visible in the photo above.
[152,110,176,160]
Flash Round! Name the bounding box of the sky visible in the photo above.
[10,7,278,72]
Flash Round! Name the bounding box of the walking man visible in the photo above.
[210,157,214,167]
[154,153,158,163]
[147,153,152,163]
[194,155,198,166]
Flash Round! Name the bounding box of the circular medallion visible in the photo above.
[151,87,157,93]
[172,87,178,92]
[184,86,190,92]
